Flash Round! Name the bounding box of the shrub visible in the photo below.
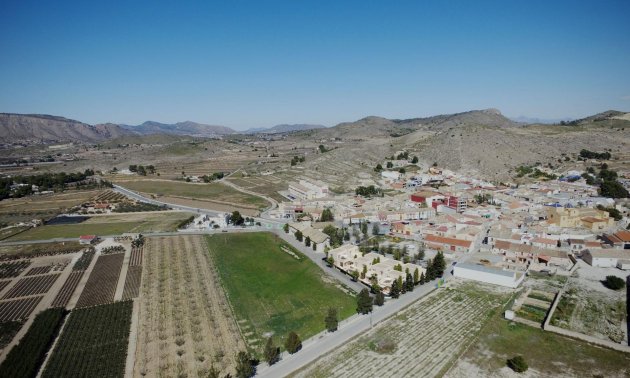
[604,275,625,290]
[507,355,528,373]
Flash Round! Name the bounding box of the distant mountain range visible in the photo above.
[244,124,327,134]
[118,121,236,137]
[0,113,131,144]
[1,110,627,148]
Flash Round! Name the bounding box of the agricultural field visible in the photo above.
[0,190,99,225]
[449,307,630,377]
[0,226,30,241]
[75,253,124,308]
[122,267,142,300]
[135,235,246,377]
[7,211,192,241]
[207,232,356,351]
[0,308,66,378]
[0,296,43,321]
[122,244,143,300]
[2,274,60,299]
[113,179,270,210]
[0,261,31,279]
[296,283,507,378]
[91,190,131,204]
[0,280,11,292]
[50,271,85,308]
[25,266,53,276]
[42,301,133,378]
[0,242,84,260]
[0,320,22,351]
[72,248,95,271]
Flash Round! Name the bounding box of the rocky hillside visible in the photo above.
[120,120,236,137]
[310,109,516,140]
[0,113,131,144]
[293,108,630,184]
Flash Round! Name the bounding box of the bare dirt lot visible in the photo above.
[134,235,246,378]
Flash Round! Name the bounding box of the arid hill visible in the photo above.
[0,113,131,144]
[119,121,236,137]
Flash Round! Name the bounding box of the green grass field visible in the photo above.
[207,232,355,351]
[8,212,192,241]
[114,179,269,208]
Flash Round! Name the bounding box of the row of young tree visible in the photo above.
[207,329,305,378]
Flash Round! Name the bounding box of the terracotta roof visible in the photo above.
[424,234,471,248]
[585,241,602,247]
[612,230,630,242]
[79,235,96,240]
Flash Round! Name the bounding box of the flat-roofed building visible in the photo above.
[453,262,524,288]
[288,178,329,200]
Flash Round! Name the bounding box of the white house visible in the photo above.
[582,248,629,268]
[288,179,330,200]
[453,263,524,288]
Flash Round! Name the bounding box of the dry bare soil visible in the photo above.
[295,283,508,378]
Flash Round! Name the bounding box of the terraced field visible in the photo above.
[297,285,505,378]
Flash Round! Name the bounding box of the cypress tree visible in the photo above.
[374,289,385,306]
[390,280,400,299]
[433,251,446,277]
[235,351,255,378]
[405,273,414,292]
[324,307,339,332]
[285,332,302,354]
[413,268,419,284]
[263,337,279,365]
[398,276,405,294]
[356,288,373,314]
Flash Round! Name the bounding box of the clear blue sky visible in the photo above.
[1,0,629,129]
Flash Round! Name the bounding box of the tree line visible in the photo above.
[0,169,107,201]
